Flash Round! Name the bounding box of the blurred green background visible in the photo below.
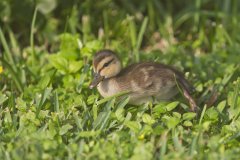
[0,0,240,159]
[1,0,239,50]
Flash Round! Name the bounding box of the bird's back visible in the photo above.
[112,62,187,104]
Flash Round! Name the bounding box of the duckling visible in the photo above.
[89,49,197,112]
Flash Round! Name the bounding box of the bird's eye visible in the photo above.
[103,58,114,68]
[103,62,109,67]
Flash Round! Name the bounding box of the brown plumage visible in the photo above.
[89,49,197,112]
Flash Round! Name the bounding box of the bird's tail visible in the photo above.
[175,73,198,112]
[176,75,195,95]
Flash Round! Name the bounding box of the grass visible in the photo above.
[0,0,240,159]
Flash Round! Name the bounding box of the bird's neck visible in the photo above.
[97,79,119,98]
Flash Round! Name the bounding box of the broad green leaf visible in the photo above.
[81,40,103,57]
[59,124,73,135]
[183,121,193,127]
[142,114,155,125]
[59,33,80,60]
[69,60,83,73]
[205,107,218,121]
[202,121,212,131]
[172,112,181,119]
[37,0,57,14]
[217,100,227,113]
[49,54,68,74]
[140,125,153,135]
[153,102,168,115]
[166,117,180,129]
[125,121,141,133]
[87,94,99,105]
[115,108,125,121]
[182,112,196,120]
[165,101,179,111]
[0,93,8,105]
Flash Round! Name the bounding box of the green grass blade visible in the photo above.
[232,78,240,121]
[36,88,52,117]
[53,91,59,113]
[96,90,129,105]
[193,0,201,31]
[93,98,115,130]
[159,131,168,159]
[2,59,23,92]
[103,10,109,43]
[199,105,207,125]
[76,64,90,93]
[30,7,38,59]
[129,17,137,49]
[8,28,20,57]
[190,135,198,156]
[0,27,15,67]
[135,17,149,62]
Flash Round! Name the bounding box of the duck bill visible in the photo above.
[89,73,104,89]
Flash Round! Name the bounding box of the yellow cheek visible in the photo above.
[101,67,116,78]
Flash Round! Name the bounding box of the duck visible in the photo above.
[89,49,197,112]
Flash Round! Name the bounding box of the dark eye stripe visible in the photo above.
[99,58,114,73]
[104,58,114,67]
